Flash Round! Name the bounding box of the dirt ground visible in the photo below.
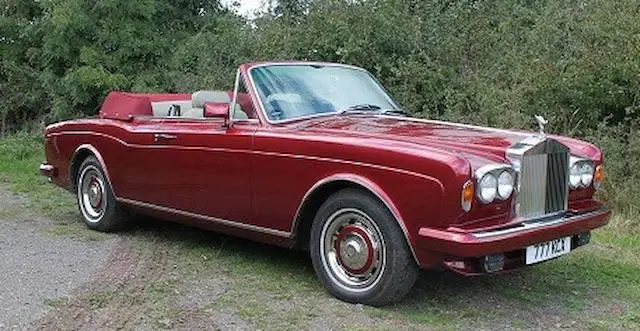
[0,187,392,330]
[0,185,636,330]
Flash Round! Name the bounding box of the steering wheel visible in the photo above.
[265,94,300,120]
[265,99,290,120]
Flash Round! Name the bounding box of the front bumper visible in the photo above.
[418,207,611,258]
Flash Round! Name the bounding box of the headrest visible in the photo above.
[192,90,230,108]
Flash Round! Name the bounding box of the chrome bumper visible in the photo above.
[471,208,610,239]
[417,207,610,257]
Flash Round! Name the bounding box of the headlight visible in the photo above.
[580,163,594,187]
[569,164,582,188]
[497,170,515,199]
[477,173,498,203]
[569,158,595,189]
[475,164,516,204]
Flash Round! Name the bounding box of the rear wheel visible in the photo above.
[310,188,419,306]
[76,156,128,232]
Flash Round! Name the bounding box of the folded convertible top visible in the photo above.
[99,91,191,120]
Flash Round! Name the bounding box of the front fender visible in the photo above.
[293,172,446,267]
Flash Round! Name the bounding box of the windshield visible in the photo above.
[250,64,399,121]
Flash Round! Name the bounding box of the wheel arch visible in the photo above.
[69,144,114,193]
[292,174,418,263]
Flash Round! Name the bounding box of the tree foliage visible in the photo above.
[1,0,638,212]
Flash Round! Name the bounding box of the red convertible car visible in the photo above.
[40,62,610,306]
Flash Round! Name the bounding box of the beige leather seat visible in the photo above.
[184,90,249,119]
[151,100,192,117]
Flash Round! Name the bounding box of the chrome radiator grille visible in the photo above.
[511,138,569,220]
[545,151,569,213]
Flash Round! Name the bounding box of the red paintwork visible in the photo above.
[41,61,610,271]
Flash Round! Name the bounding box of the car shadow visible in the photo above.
[121,215,314,271]
[118,215,597,314]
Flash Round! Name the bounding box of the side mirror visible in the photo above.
[203,102,230,119]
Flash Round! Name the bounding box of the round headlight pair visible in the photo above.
[569,160,594,189]
[476,166,515,204]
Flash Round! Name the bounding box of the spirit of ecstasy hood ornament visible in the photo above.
[534,115,548,136]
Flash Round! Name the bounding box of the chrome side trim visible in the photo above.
[471,208,609,239]
[290,174,421,264]
[117,198,291,237]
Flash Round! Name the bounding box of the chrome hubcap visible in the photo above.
[340,235,367,270]
[87,181,103,208]
[78,165,106,222]
[320,208,385,292]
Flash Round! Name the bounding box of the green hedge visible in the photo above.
[1,0,638,214]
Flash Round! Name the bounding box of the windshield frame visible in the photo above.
[246,62,401,124]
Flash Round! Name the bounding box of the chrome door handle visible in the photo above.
[153,133,177,142]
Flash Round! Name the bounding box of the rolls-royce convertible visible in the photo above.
[40,61,610,306]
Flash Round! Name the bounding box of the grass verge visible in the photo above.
[0,132,104,240]
[1,133,638,329]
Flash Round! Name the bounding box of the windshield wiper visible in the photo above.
[337,104,382,114]
[337,104,408,116]
[378,109,408,116]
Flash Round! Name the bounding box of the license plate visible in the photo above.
[525,236,571,265]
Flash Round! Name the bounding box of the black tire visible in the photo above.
[76,156,128,232]
[309,188,419,306]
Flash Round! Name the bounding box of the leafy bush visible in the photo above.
[1,0,638,214]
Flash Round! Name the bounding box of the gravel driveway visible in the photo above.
[0,186,395,330]
[0,185,393,330]
[0,188,118,329]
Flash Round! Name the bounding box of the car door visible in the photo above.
[120,116,257,223]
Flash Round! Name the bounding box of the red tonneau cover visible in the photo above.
[99,92,191,120]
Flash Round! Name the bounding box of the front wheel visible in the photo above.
[310,188,419,306]
[76,156,129,232]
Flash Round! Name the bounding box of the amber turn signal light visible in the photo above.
[594,165,605,189]
[461,180,474,212]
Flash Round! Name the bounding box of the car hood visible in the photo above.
[293,115,600,165]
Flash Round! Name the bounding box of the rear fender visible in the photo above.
[70,144,115,194]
